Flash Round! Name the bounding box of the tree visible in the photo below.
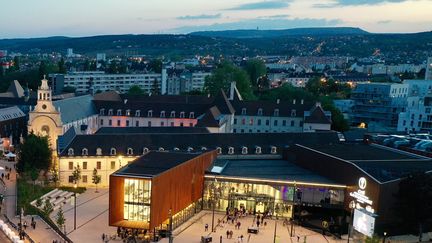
[244,59,266,89]
[38,61,48,79]
[17,133,52,173]
[62,86,76,93]
[13,56,20,71]
[92,168,101,193]
[56,207,66,232]
[204,61,255,100]
[128,85,145,96]
[50,167,59,187]
[30,168,39,186]
[319,96,350,132]
[0,65,4,77]
[58,58,66,74]
[72,166,81,185]
[42,198,53,216]
[148,59,163,73]
[393,173,432,242]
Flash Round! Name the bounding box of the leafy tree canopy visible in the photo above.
[17,133,52,173]
[244,59,267,89]
[128,85,145,96]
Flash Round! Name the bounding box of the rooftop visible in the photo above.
[114,151,203,177]
[95,126,210,134]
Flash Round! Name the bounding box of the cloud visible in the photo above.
[172,17,343,33]
[177,13,222,20]
[314,0,408,7]
[377,20,392,24]
[225,0,291,10]
[258,14,290,19]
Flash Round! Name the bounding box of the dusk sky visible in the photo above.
[2,0,431,38]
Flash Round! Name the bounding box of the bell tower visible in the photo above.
[33,76,57,113]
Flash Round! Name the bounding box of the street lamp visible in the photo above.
[382,232,387,243]
[74,183,77,231]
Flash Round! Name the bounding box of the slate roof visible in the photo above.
[0,106,25,122]
[53,95,96,124]
[304,104,332,124]
[95,126,210,134]
[231,99,315,118]
[113,151,203,177]
[59,131,339,157]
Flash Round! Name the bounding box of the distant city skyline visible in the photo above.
[1,0,431,38]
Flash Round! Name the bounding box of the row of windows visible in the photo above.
[100,119,194,127]
[67,146,278,157]
[234,118,302,127]
[240,108,297,117]
[68,161,109,170]
[100,109,195,119]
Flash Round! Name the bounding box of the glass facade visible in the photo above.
[203,179,344,219]
[124,179,151,222]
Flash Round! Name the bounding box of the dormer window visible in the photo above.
[108,109,113,115]
[173,147,180,151]
[201,147,207,151]
[255,146,262,154]
[274,109,279,117]
[170,111,176,118]
[126,109,130,116]
[158,147,165,151]
[147,110,153,117]
[291,109,296,117]
[241,146,248,155]
[100,109,105,116]
[180,112,185,118]
[82,148,88,156]
[117,109,122,116]
[257,108,263,116]
[160,111,166,118]
[96,148,102,156]
[216,147,222,154]
[187,147,193,152]
[143,147,149,154]
[189,112,195,119]
[127,148,133,155]
[228,147,234,154]
[135,110,141,117]
[110,148,116,155]
[241,108,247,115]
[68,148,74,156]
[271,146,277,154]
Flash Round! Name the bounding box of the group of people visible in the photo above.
[1,165,13,181]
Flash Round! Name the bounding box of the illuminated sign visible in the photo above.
[353,209,375,237]
[350,177,374,213]
[358,177,367,190]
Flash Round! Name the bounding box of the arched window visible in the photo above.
[68,148,74,156]
[187,147,194,152]
[173,147,180,151]
[96,148,102,156]
[241,146,248,155]
[143,147,149,154]
[271,146,277,154]
[82,148,88,156]
[228,147,234,155]
[158,147,164,151]
[255,146,262,154]
[201,147,207,151]
[257,108,263,116]
[216,147,222,154]
[127,148,133,155]
[110,148,116,155]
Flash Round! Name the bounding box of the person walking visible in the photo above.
[205,223,209,231]
[226,230,229,239]
[229,230,233,239]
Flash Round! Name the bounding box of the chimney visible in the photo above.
[293,99,296,105]
[301,99,304,105]
[229,81,236,100]
[276,99,280,104]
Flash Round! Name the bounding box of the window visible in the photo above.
[189,123,193,127]
[127,148,133,155]
[266,120,270,126]
[234,119,237,125]
[126,120,130,127]
[117,109,122,116]
[173,147,180,151]
[249,118,254,125]
[241,108,247,115]
[158,147,164,151]
[111,161,116,170]
[180,122,184,127]
[161,121,165,126]
[242,147,248,154]
[108,109,113,115]
[258,119,261,125]
[271,146,277,154]
[255,147,262,154]
[135,121,139,127]
[147,110,153,117]
[257,108,263,116]
[123,179,151,222]
[282,120,287,126]
[143,147,149,154]
[201,147,207,151]
[82,175,88,183]
[274,120,278,126]
[228,147,234,154]
[110,148,116,155]
[68,148,74,156]
[242,119,246,125]
[100,119,104,126]
[274,109,279,117]
[180,112,185,118]
[109,120,112,126]
[170,122,174,126]
[216,147,222,154]
[69,162,73,170]
[170,111,176,118]
[68,176,74,183]
[160,111,166,118]
[117,120,121,126]
[291,109,296,117]
[187,147,193,152]
[97,161,101,170]
[82,162,87,170]
[189,112,194,119]
[135,110,141,117]
[100,109,105,115]
[126,110,131,116]
[96,148,102,156]
[148,121,152,127]
[291,120,295,127]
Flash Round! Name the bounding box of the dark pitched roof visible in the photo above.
[114,151,204,177]
[95,126,210,134]
[6,80,24,98]
[231,99,314,117]
[196,106,221,128]
[304,104,332,124]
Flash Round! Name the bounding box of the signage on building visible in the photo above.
[353,209,375,237]
[349,177,374,213]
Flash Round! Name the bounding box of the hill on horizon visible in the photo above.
[188,27,370,38]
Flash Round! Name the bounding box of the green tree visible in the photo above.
[62,86,76,93]
[50,167,59,187]
[92,168,101,193]
[204,61,255,100]
[58,58,66,74]
[38,61,48,79]
[17,133,52,173]
[319,97,350,132]
[72,166,82,185]
[30,168,39,186]
[35,198,43,208]
[43,198,53,216]
[56,207,66,231]
[128,85,145,96]
[148,59,163,73]
[244,59,266,89]
[0,65,4,77]
[394,173,432,242]
[13,56,20,71]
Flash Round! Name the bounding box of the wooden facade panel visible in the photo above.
[150,151,215,229]
[109,175,125,226]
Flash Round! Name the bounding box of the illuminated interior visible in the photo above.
[123,179,151,222]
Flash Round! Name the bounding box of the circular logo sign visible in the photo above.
[358,177,367,190]
[322,221,329,229]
